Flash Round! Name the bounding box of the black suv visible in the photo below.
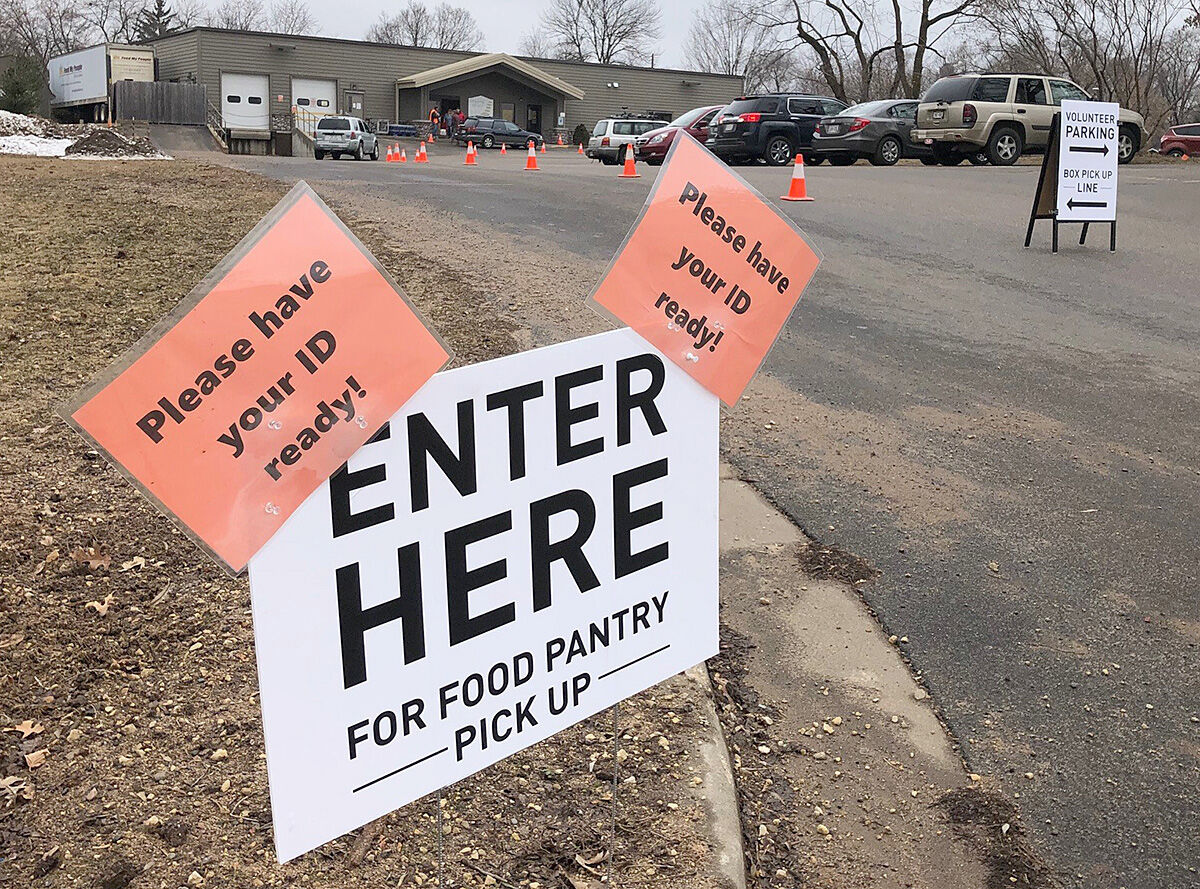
[454,117,543,148]
[708,94,849,165]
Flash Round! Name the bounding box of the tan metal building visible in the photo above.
[149,27,743,149]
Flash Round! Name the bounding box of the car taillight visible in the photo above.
[962,103,977,127]
[848,118,869,132]
[601,136,610,146]
[738,113,762,123]
[349,131,356,138]
[813,122,821,134]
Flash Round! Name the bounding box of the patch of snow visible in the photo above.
[0,134,74,156]
[63,154,174,161]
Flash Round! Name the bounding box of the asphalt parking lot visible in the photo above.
[214,144,1200,888]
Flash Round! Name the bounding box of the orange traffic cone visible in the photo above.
[417,141,428,163]
[398,147,407,163]
[500,142,508,155]
[525,141,539,171]
[557,133,564,146]
[619,151,640,178]
[780,154,814,201]
[464,141,477,165]
[385,145,394,162]
[540,142,546,154]
[577,142,585,154]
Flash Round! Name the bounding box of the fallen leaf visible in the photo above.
[1,775,33,802]
[70,547,112,571]
[45,548,59,563]
[6,720,44,739]
[86,594,115,616]
[120,556,147,572]
[0,633,24,649]
[25,749,49,769]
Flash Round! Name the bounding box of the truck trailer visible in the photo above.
[48,44,155,122]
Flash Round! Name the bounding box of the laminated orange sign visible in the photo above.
[65,182,450,572]
[591,133,820,405]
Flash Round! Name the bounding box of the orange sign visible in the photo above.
[590,133,820,405]
[65,183,450,572]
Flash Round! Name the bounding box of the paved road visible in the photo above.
[216,146,1200,888]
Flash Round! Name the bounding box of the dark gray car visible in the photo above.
[810,100,934,166]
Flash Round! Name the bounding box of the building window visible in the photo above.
[296,97,310,106]
[248,96,262,104]
[500,102,515,122]
[226,95,241,103]
[316,99,330,107]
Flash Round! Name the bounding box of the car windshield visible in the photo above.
[317,119,350,130]
[838,100,890,117]
[668,107,710,128]
[922,77,975,103]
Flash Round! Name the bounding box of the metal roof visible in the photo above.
[396,52,586,100]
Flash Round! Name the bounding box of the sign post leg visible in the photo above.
[1110,220,1117,252]
[437,787,445,886]
[608,702,620,885]
[1052,219,1059,254]
[1080,222,1090,246]
[1024,214,1036,248]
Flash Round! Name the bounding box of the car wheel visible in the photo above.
[353,142,364,161]
[482,134,494,149]
[314,148,325,160]
[803,152,823,166]
[1167,148,1184,158]
[967,150,989,165]
[919,155,939,166]
[601,157,617,166]
[370,144,378,160]
[647,159,663,166]
[986,127,1022,166]
[332,151,341,160]
[1117,125,1137,164]
[617,144,628,163]
[765,136,794,166]
[829,154,857,166]
[870,136,902,166]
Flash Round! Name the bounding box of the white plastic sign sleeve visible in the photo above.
[248,328,720,862]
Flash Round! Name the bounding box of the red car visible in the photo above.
[634,104,726,165]
[1159,123,1200,157]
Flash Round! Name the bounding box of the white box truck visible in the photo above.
[48,44,155,122]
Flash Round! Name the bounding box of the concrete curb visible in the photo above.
[684,663,747,889]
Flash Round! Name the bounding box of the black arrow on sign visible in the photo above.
[1069,144,1109,155]
[1067,198,1108,210]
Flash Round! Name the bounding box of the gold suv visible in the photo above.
[911,73,1147,165]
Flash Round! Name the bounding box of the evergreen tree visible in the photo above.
[136,0,178,41]
[0,57,45,116]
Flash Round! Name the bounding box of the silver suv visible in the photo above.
[587,117,662,165]
[912,74,1147,165]
[314,116,378,161]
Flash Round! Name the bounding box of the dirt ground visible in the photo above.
[0,157,722,888]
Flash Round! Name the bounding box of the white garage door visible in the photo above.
[221,72,269,131]
[292,77,336,132]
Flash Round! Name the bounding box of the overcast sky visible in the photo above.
[303,0,707,69]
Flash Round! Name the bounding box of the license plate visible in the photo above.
[723,123,735,132]
[932,110,945,121]
[825,125,842,135]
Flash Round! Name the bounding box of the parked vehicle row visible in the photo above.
[618,71,1157,172]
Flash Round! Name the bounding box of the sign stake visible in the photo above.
[608,702,619,885]
[437,787,446,886]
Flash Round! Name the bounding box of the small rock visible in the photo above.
[816,824,830,836]
[913,689,928,701]
[210,748,228,761]
[187,871,205,886]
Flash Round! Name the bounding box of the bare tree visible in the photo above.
[517,27,555,57]
[0,0,91,63]
[366,1,481,49]
[1156,26,1200,123]
[541,0,662,65]
[81,0,141,42]
[757,0,978,103]
[431,2,482,49]
[266,0,313,34]
[980,0,1191,132]
[684,0,802,92]
[206,0,266,30]
[173,0,204,27]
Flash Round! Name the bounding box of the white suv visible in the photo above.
[314,116,378,161]
[587,117,662,165]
